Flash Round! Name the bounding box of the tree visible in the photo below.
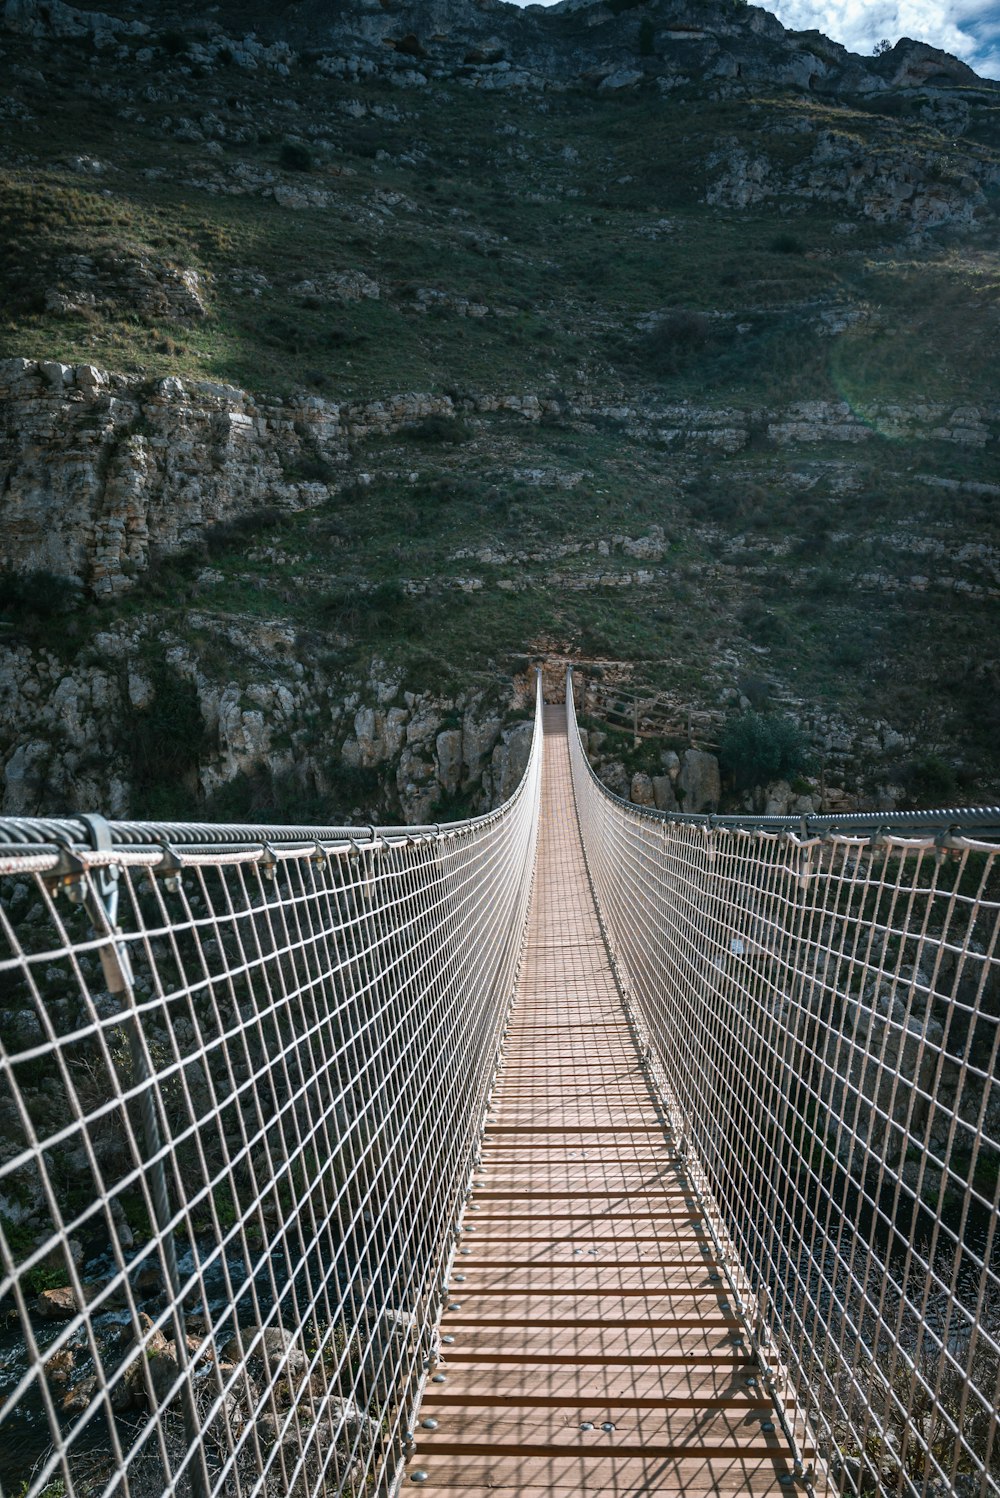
[873,38,893,56]
[719,712,808,793]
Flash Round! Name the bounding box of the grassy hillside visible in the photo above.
[1,8,999,810]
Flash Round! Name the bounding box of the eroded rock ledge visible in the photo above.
[3,357,996,597]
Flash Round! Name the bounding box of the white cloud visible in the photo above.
[764,0,1000,78]
[510,0,1000,78]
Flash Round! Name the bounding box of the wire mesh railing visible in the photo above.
[567,672,1000,1497]
[0,675,542,1498]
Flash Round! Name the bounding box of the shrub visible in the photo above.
[0,569,83,621]
[740,602,790,648]
[901,754,958,809]
[282,444,339,483]
[737,673,772,710]
[720,712,809,791]
[280,141,315,173]
[123,660,208,817]
[402,415,471,445]
[202,763,382,823]
[769,232,805,255]
[322,580,414,637]
[204,507,284,556]
[631,310,717,378]
[160,29,190,56]
[830,636,868,669]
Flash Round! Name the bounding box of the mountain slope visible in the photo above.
[1,0,998,821]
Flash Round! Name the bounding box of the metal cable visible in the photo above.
[567,672,1000,1498]
[0,676,543,1498]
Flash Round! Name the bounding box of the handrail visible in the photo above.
[567,669,1000,1496]
[0,673,544,1498]
[569,669,1000,841]
[0,813,504,853]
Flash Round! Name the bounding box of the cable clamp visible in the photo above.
[867,824,889,853]
[45,838,89,906]
[155,841,185,894]
[49,814,133,993]
[933,826,961,860]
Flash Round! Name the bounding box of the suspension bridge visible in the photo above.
[0,672,997,1498]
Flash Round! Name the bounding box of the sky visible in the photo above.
[515,0,1000,79]
[765,0,1000,78]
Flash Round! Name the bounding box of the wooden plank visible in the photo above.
[439,1326,757,1362]
[415,1404,792,1450]
[423,1364,766,1402]
[410,705,819,1495]
[449,1267,726,1291]
[484,1126,667,1134]
[457,1258,723,1271]
[405,1453,796,1492]
[462,1211,708,1227]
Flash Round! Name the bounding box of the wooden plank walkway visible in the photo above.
[410,705,811,1494]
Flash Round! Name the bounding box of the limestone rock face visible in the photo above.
[678,749,721,813]
[0,619,531,825]
[630,771,655,807]
[4,360,996,600]
[1,0,994,138]
[874,37,985,91]
[435,728,463,793]
[342,706,409,769]
[4,0,978,100]
[0,359,313,597]
[2,0,148,40]
[492,720,534,804]
[652,774,679,813]
[272,0,994,100]
[0,362,579,597]
[706,127,988,226]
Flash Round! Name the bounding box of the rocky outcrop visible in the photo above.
[706,129,992,226]
[262,0,995,100]
[4,360,997,599]
[0,629,533,824]
[678,748,721,813]
[45,250,208,323]
[3,0,995,99]
[614,751,720,814]
[0,359,553,597]
[0,360,306,598]
[2,0,148,41]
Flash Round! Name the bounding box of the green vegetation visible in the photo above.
[720,712,810,792]
[0,75,996,406]
[899,753,960,808]
[0,569,84,630]
[0,21,997,809]
[122,660,209,819]
[202,761,383,822]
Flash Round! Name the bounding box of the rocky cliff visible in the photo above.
[11,0,987,101]
[0,0,998,822]
[4,357,997,598]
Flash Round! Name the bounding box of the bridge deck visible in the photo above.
[412,706,810,1494]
